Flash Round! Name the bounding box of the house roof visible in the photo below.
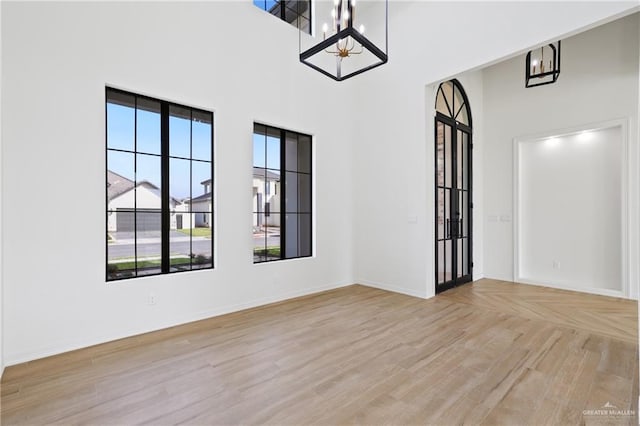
[108,170,179,204]
[107,170,135,200]
[190,192,212,203]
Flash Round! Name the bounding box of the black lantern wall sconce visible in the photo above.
[525,41,561,88]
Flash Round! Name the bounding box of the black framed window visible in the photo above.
[253,123,312,263]
[106,88,214,281]
[253,0,311,34]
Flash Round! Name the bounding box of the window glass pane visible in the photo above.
[136,211,162,276]
[253,168,267,213]
[192,111,212,161]
[170,226,192,272]
[136,154,162,210]
[107,231,135,280]
[107,91,135,152]
[192,213,212,269]
[298,213,312,257]
[192,161,212,210]
[170,105,191,158]
[108,151,135,209]
[285,172,298,213]
[435,88,450,117]
[136,98,161,155]
[285,214,298,258]
[457,106,469,126]
[298,174,311,213]
[253,212,267,263]
[170,158,190,203]
[266,135,280,170]
[285,132,298,172]
[298,135,311,173]
[253,133,266,168]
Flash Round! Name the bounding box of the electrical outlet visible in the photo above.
[552,260,560,269]
[148,293,157,306]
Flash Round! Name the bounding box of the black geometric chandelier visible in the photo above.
[525,41,561,88]
[299,0,388,81]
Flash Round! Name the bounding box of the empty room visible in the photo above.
[1,1,639,424]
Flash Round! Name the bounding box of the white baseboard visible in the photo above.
[5,280,353,367]
[516,277,629,299]
[358,279,430,299]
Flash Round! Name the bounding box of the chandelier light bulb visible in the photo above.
[331,9,336,17]
[343,10,350,20]
[334,0,340,5]
[359,24,365,34]
[322,23,329,33]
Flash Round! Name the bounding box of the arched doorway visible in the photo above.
[435,79,473,293]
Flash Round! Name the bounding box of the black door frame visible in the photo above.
[434,80,473,294]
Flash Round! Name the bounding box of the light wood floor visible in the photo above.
[1,279,638,425]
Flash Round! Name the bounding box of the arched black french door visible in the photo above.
[435,79,473,293]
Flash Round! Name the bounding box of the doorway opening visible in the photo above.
[435,79,473,293]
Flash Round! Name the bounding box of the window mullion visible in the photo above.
[161,102,170,274]
[280,128,286,259]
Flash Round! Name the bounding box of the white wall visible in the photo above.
[352,1,638,298]
[1,1,355,365]
[515,125,625,296]
[483,13,639,299]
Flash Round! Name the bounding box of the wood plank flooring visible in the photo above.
[1,280,638,425]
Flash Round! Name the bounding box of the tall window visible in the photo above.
[253,124,312,263]
[106,88,214,281]
[253,0,311,34]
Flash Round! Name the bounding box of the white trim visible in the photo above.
[513,118,631,298]
[517,278,625,300]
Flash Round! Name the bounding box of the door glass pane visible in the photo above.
[437,188,445,240]
[457,239,463,279]
[462,191,468,237]
[463,237,469,276]
[436,87,451,116]
[438,240,445,285]
[457,104,469,126]
[441,81,454,116]
[445,240,452,282]
[170,105,191,159]
[444,189,450,239]
[457,130,463,189]
[444,125,452,188]
[436,122,445,187]
[463,132,469,190]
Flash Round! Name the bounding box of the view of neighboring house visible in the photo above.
[181,179,213,228]
[107,170,180,232]
[252,167,281,228]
